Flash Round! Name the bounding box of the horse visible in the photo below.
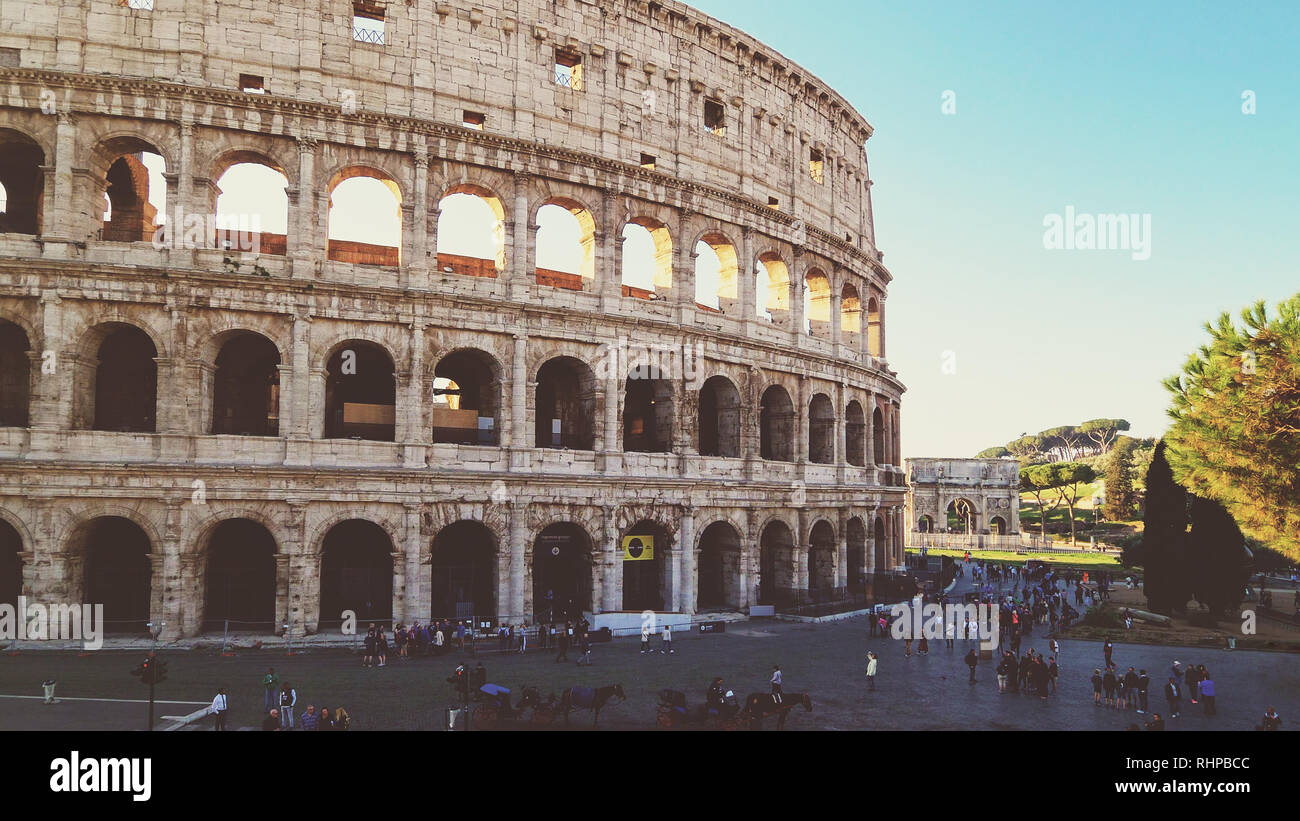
[741,692,813,730]
[558,683,626,728]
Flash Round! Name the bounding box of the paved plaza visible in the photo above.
[2,614,1296,731]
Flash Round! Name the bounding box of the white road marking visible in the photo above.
[0,694,208,705]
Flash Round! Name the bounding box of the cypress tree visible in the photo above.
[1187,495,1252,618]
[1142,441,1190,613]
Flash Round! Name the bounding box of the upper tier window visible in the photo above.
[704,99,726,137]
[353,2,387,45]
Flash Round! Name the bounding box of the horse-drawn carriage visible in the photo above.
[471,684,553,725]
[655,688,742,730]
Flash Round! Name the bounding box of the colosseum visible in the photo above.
[0,0,905,640]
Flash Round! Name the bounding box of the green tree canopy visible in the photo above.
[976,446,1010,458]
[1103,437,1138,521]
[1164,295,1300,560]
[1080,418,1131,453]
[1143,441,1191,613]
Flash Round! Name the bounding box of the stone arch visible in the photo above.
[431,346,504,445]
[867,295,882,357]
[840,281,862,338]
[534,194,597,286]
[695,518,743,611]
[533,354,598,450]
[321,337,398,441]
[430,520,499,622]
[437,181,507,276]
[945,497,979,533]
[698,374,742,457]
[759,383,795,462]
[207,329,282,436]
[531,519,596,622]
[0,126,47,234]
[845,399,866,466]
[198,517,280,631]
[808,518,837,592]
[64,514,156,633]
[74,321,159,433]
[808,392,835,464]
[846,515,867,591]
[619,518,673,612]
[317,517,397,628]
[0,513,24,606]
[803,267,832,337]
[0,316,32,427]
[326,164,404,265]
[758,517,796,605]
[755,250,790,320]
[692,229,739,310]
[210,147,291,253]
[621,215,674,295]
[89,133,169,243]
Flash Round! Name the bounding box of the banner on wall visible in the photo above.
[621,535,654,561]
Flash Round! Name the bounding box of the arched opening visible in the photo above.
[697,375,741,457]
[841,283,862,340]
[872,406,886,466]
[947,499,976,534]
[697,521,742,611]
[755,252,789,321]
[759,385,794,462]
[431,521,498,622]
[867,296,882,357]
[0,320,31,427]
[693,233,737,311]
[319,520,393,628]
[214,156,289,254]
[324,341,396,441]
[916,514,934,533]
[532,522,592,623]
[845,400,866,466]
[534,356,597,450]
[809,520,837,592]
[621,217,673,298]
[0,518,21,605]
[621,520,671,612]
[327,168,402,265]
[437,185,506,277]
[808,393,834,464]
[758,520,795,605]
[534,198,595,289]
[73,517,152,633]
[88,323,158,433]
[846,517,866,592]
[990,515,1007,535]
[203,519,277,632]
[0,129,45,234]
[212,332,280,436]
[622,376,673,453]
[803,268,831,337]
[94,137,166,243]
[432,349,501,446]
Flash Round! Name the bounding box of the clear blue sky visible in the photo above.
[695,0,1300,459]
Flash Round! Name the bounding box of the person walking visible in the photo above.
[964,648,978,683]
[211,687,229,731]
[865,652,878,691]
[1137,669,1150,713]
[262,667,280,712]
[518,623,528,654]
[576,632,592,666]
[1103,637,1114,669]
[1199,670,1216,716]
[1165,676,1181,719]
[1091,669,1104,705]
[1048,656,1059,693]
[770,665,783,704]
[640,622,651,655]
[661,624,673,654]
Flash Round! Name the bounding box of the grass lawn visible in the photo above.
[906,547,1125,572]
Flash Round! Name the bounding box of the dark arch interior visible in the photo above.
[809,521,837,591]
[0,320,31,427]
[324,342,396,441]
[873,517,887,573]
[433,349,500,445]
[621,521,670,612]
[80,517,152,633]
[0,518,21,605]
[535,357,596,450]
[319,520,393,627]
[697,521,742,611]
[212,333,281,436]
[204,519,277,631]
[0,131,45,234]
[808,393,834,464]
[760,385,794,461]
[845,400,866,466]
[93,324,157,432]
[623,377,673,453]
[431,521,497,622]
[872,407,885,465]
[847,518,866,591]
[532,522,592,623]
[759,521,795,605]
[697,375,741,458]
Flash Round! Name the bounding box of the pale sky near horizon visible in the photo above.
[135,1,1300,461]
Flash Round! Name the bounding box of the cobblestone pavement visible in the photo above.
[1,612,1296,730]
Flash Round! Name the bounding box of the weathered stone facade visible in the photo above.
[0,0,905,639]
[904,458,1020,536]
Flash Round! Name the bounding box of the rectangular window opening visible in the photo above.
[809,148,825,184]
[767,197,780,210]
[353,2,387,44]
[120,0,155,9]
[704,99,727,137]
[555,50,584,90]
[640,153,657,170]
[463,110,486,130]
[239,74,265,94]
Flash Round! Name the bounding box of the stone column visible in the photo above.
[738,226,755,322]
[601,349,621,473]
[836,508,848,589]
[796,373,809,465]
[159,500,185,639]
[598,189,621,307]
[876,295,887,361]
[678,506,695,615]
[284,501,310,635]
[674,208,695,320]
[403,503,425,622]
[601,505,620,613]
[510,172,532,298]
[401,321,427,467]
[407,150,430,289]
[42,112,79,246]
[290,137,318,279]
[509,502,527,620]
[796,509,809,593]
[285,313,313,465]
[29,291,67,433]
[508,333,529,467]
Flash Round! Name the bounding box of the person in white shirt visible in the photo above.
[211,687,229,731]
[641,623,651,654]
[661,624,673,654]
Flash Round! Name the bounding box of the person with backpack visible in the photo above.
[279,682,297,729]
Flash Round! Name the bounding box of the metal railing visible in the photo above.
[905,532,1055,551]
[352,24,386,45]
